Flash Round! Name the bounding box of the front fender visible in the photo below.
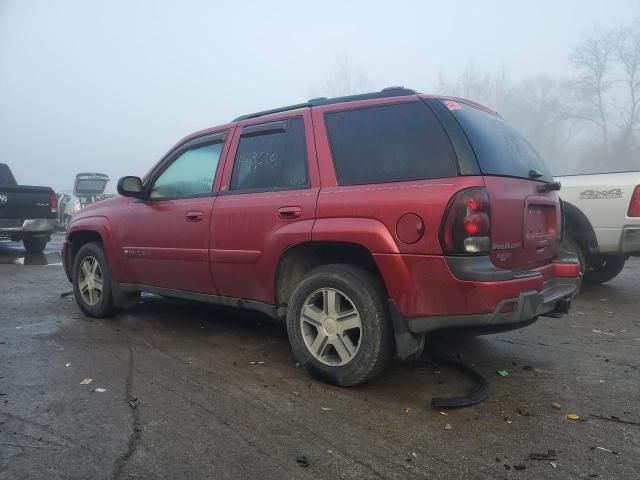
[66,216,127,281]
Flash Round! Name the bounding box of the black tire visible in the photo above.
[23,237,47,254]
[72,241,117,318]
[562,232,585,293]
[286,264,392,387]
[584,255,626,285]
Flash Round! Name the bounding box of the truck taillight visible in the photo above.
[50,193,58,213]
[628,186,640,217]
[440,188,491,255]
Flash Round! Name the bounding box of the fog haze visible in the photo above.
[1,0,638,191]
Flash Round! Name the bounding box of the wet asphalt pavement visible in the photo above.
[0,235,639,479]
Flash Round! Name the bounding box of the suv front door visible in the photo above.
[211,111,320,304]
[119,129,231,294]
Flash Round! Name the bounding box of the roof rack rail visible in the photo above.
[233,87,417,122]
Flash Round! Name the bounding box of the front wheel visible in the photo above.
[286,264,392,386]
[72,242,117,317]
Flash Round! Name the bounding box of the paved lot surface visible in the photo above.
[1,234,639,479]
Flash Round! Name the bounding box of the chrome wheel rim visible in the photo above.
[299,288,362,366]
[78,255,103,306]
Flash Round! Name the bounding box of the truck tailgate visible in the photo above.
[0,185,56,220]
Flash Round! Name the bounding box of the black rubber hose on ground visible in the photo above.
[430,353,491,409]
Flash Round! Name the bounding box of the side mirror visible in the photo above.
[117,176,145,198]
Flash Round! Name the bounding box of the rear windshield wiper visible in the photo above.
[537,181,562,193]
[529,169,561,192]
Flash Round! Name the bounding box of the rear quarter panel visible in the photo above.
[557,172,640,252]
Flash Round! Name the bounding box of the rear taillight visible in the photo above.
[628,186,640,217]
[50,193,58,214]
[440,187,491,255]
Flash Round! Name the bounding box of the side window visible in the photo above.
[150,142,223,199]
[230,117,308,192]
[325,102,458,185]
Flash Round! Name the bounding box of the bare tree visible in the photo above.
[323,55,371,97]
[568,25,617,155]
[613,20,640,167]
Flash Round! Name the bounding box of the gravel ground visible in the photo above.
[0,235,638,479]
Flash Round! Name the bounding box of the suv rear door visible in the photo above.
[210,110,319,304]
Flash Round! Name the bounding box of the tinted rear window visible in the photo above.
[325,102,458,185]
[443,100,552,182]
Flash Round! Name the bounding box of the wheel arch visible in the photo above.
[563,201,599,255]
[275,241,386,310]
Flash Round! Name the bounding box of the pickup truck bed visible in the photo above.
[0,164,57,253]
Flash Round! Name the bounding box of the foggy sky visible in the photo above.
[1,0,638,192]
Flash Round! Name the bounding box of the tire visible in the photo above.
[286,264,392,387]
[23,237,47,254]
[584,255,626,285]
[72,241,117,317]
[562,232,585,293]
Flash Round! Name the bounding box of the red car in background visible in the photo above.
[62,87,580,386]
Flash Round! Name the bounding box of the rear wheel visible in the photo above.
[286,264,392,386]
[584,255,626,285]
[72,242,117,317]
[23,237,47,254]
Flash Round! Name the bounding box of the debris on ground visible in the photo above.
[516,407,531,417]
[592,329,616,337]
[589,413,640,426]
[79,378,93,385]
[129,397,139,409]
[403,407,411,414]
[529,449,558,461]
[93,388,106,393]
[295,455,309,468]
[439,411,448,416]
[566,413,580,421]
[65,363,70,367]
[320,407,332,411]
[497,370,509,377]
[549,462,557,468]
[504,417,513,424]
[444,423,452,430]
[513,464,526,471]
[551,402,561,410]
[594,446,619,455]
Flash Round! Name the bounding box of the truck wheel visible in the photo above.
[23,237,47,254]
[584,255,626,285]
[72,242,117,318]
[286,264,392,386]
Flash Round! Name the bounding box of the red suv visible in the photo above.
[62,87,580,386]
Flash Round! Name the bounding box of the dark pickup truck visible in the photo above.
[0,163,57,253]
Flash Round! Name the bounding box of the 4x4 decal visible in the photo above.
[579,188,623,200]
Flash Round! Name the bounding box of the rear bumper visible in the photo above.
[0,219,56,237]
[621,226,640,254]
[406,276,578,334]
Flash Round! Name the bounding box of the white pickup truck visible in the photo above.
[557,171,640,285]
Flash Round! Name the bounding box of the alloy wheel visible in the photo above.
[78,255,103,306]
[299,287,362,366]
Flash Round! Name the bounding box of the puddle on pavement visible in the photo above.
[0,251,61,266]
